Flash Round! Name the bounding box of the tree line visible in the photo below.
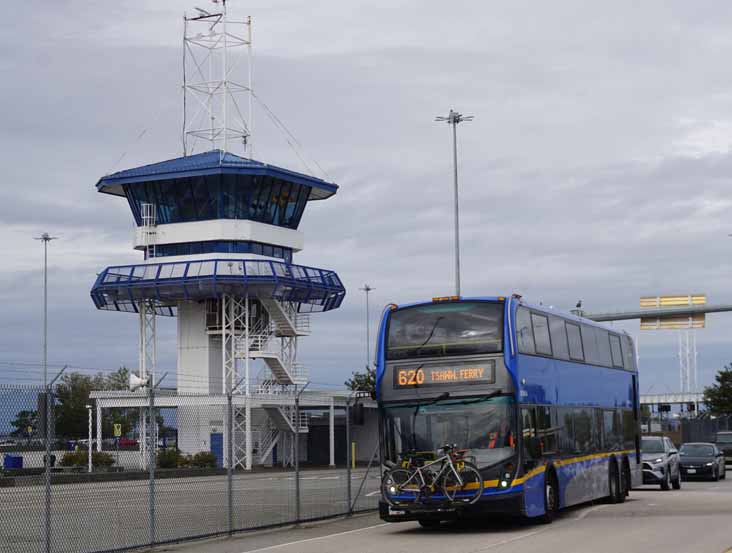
[9,367,154,440]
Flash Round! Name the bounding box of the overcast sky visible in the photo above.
[2,0,732,393]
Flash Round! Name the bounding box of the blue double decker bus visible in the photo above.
[376,295,641,526]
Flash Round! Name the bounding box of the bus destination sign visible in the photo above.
[393,360,496,389]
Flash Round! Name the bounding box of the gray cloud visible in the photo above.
[3,1,732,393]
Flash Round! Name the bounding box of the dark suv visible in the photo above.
[716,431,732,465]
[642,436,681,490]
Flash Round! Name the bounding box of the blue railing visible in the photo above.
[91,258,346,315]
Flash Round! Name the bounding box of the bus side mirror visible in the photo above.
[525,437,542,459]
[350,403,365,426]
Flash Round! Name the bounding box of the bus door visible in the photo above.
[520,407,544,516]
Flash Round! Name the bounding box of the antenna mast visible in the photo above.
[183,1,253,157]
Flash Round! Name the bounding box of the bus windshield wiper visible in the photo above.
[411,391,450,450]
[453,389,504,405]
[413,316,444,355]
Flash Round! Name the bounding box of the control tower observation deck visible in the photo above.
[91,149,345,394]
[88,5,345,470]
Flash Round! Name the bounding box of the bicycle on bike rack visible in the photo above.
[381,444,484,507]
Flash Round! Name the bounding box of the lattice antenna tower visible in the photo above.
[183,1,253,157]
[678,330,698,394]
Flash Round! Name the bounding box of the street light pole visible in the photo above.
[359,284,374,370]
[435,110,473,296]
[34,233,57,388]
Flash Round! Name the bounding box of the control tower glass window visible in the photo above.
[124,174,311,229]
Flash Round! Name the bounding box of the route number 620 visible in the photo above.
[398,368,425,386]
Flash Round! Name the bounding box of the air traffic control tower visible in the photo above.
[89,4,345,470]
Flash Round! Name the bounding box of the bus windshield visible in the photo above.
[386,301,503,360]
[382,395,515,468]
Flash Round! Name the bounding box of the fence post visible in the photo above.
[227,392,233,535]
[350,441,379,513]
[148,385,156,546]
[44,386,52,553]
[346,401,351,516]
[44,366,66,553]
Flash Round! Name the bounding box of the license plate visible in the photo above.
[687,469,696,474]
[388,507,406,516]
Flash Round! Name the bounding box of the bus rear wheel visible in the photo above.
[607,461,622,503]
[616,461,628,503]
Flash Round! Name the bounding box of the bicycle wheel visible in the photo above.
[381,468,419,507]
[440,461,483,505]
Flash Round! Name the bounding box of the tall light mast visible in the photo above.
[435,109,473,296]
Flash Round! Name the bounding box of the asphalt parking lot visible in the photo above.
[0,468,381,553]
[161,469,732,553]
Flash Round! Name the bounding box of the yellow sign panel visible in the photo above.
[640,294,707,331]
[113,424,122,437]
[640,313,705,330]
[640,294,706,308]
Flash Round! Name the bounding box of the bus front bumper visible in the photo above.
[379,491,525,522]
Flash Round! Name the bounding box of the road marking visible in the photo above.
[474,528,549,550]
[647,503,657,507]
[366,491,380,497]
[320,476,340,480]
[240,523,390,553]
[574,504,608,520]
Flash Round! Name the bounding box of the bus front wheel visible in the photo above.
[538,472,558,524]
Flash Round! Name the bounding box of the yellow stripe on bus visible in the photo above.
[398,449,636,493]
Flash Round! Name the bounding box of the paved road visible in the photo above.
[161,476,732,553]
[0,468,381,553]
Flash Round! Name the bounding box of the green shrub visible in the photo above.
[157,449,182,469]
[60,451,86,467]
[190,451,218,468]
[93,451,114,467]
[60,450,114,468]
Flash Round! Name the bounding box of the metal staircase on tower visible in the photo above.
[258,297,311,337]
[254,405,309,466]
[235,298,309,386]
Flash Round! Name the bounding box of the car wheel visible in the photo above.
[672,470,681,490]
[712,466,720,482]
[660,469,671,491]
[418,519,441,529]
[721,465,726,480]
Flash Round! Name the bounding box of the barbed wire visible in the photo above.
[0,360,353,390]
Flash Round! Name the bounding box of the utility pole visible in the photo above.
[359,284,374,370]
[435,109,473,296]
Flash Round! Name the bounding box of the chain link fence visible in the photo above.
[0,384,380,553]
[682,415,732,444]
